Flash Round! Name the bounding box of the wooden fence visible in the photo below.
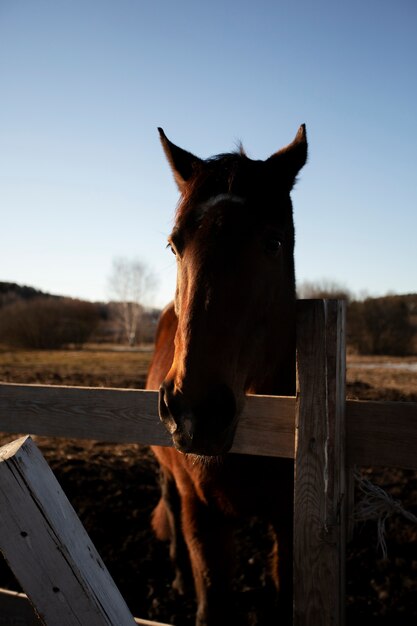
[0,299,416,625]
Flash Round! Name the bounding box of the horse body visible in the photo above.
[146,126,307,625]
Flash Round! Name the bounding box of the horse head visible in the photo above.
[158,126,307,456]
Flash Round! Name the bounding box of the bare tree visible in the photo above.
[108,257,157,346]
[297,279,352,302]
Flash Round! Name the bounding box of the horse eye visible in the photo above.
[264,236,282,255]
[167,242,177,256]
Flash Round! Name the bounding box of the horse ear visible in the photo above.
[158,128,203,192]
[267,124,308,187]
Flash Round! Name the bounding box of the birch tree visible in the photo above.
[108,257,156,346]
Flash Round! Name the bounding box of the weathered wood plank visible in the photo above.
[132,618,173,626]
[0,383,296,458]
[0,383,416,467]
[0,383,171,446]
[346,399,417,469]
[0,436,137,626]
[293,300,346,626]
[0,588,174,626]
[233,394,296,457]
[239,397,417,466]
[0,587,41,624]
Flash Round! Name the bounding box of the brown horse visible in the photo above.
[146,125,307,626]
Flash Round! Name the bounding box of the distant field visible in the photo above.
[0,344,154,389]
[347,354,417,400]
[0,345,416,402]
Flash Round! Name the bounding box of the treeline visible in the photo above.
[1,282,416,355]
[0,294,101,349]
[348,297,415,355]
[298,281,417,356]
[0,283,159,349]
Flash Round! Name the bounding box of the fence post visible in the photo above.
[0,436,137,626]
[293,299,346,626]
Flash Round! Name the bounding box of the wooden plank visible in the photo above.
[0,587,41,624]
[346,399,417,469]
[293,300,346,626]
[232,394,295,457]
[0,588,174,626]
[132,618,174,626]
[0,382,295,458]
[0,383,171,447]
[0,436,137,626]
[1,384,417,467]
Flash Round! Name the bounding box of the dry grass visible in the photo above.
[0,344,153,389]
[347,355,417,399]
[0,346,416,400]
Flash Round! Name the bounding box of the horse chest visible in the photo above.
[182,455,293,520]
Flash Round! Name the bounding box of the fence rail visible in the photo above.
[1,382,416,468]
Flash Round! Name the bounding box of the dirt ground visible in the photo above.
[0,349,416,625]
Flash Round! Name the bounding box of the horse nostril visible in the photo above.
[158,385,169,419]
[158,381,236,453]
[183,416,194,440]
[158,385,178,434]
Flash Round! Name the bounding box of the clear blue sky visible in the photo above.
[1,0,416,307]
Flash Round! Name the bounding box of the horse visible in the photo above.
[146,125,307,626]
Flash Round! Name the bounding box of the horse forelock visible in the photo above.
[174,149,270,245]
[194,193,246,224]
[174,152,250,227]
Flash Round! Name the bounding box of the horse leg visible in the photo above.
[269,517,293,625]
[152,470,191,594]
[181,495,237,626]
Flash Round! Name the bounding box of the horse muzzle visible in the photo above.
[158,381,238,455]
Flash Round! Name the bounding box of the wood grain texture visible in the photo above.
[0,383,296,457]
[0,588,41,625]
[0,436,137,626]
[0,384,296,458]
[1,384,416,467]
[232,394,296,457]
[293,300,347,626]
[0,588,174,626]
[0,383,171,446]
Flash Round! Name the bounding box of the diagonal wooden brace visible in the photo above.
[0,436,137,626]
